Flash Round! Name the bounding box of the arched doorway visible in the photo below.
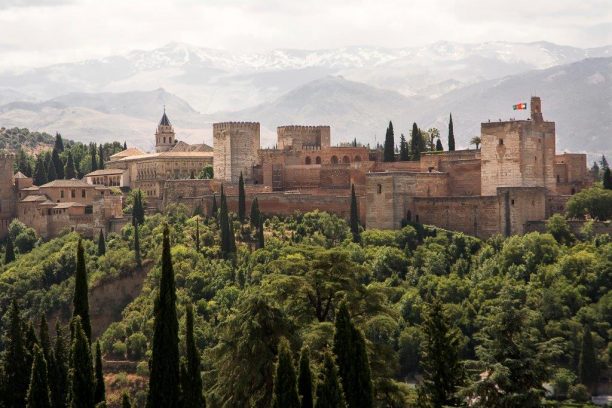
[331,156,338,164]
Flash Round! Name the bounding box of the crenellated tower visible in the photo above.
[213,122,260,183]
[155,109,175,153]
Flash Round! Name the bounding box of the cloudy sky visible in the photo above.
[0,0,610,68]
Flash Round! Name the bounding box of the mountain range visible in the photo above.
[0,41,609,158]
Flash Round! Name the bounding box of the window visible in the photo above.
[354,155,361,162]
[305,157,311,165]
[511,199,515,205]
[315,156,321,164]
[377,184,382,194]
[557,175,560,182]
[81,190,86,198]
[331,156,338,164]
[499,139,504,145]
[342,156,350,164]
[60,190,64,198]
[71,189,76,198]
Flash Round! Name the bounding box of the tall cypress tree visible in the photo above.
[410,122,424,161]
[17,148,33,177]
[578,326,599,392]
[46,156,58,182]
[134,223,142,268]
[257,217,265,250]
[315,352,346,408]
[436,138,443,151]
[333,302,373,408]
[238,172,246,223]
[90,145,98,172]
[52,321,69,408]
[272,338,300,408]
[211,194,218,217]
[298,347,314,408]
[399,133,409,161]
[68,317,95,408]
[146,226,180,408]
[603,167,612,190]
[51,148,64,180]
[54,133,64,152]
[72,240,91,342]
[33,155,48,186]
[219,187,233,258]
[39,315,51,363]
[97,230,106,256]
[98,145,105,170]
[383,121,395,162]
[448,114,455,151]
[2,300,30,407]
[181,304,205,408]
[417,298,465,407]
[121,393,132,408]
[65,152,77,179]
[94,341,105,405]
[26,344,52,408]
[5,235,15,263]
[132,190,145,226]
[123,141,128,150]
[194,217,200,252]
[250,197,260,227]
[350,184,360,243]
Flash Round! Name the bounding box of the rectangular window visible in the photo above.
[81,190,86,198]
[377,184,382,194]
[60,190,64,198]
[71,189,76,198]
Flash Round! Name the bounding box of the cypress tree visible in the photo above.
[448,114,455,151]
[211,194,218,217]
[417,298,465,407]
[3,300,30,407]
[578,326,599,392]
[25,321,40,376]
[90,145,98,172]
[229,218,236,254]
[298,347,314,408]
[26,344,52,408]
[65,152,77,179]
[181,304,205,408]
[603,167,612,190]
[54,133,64,152]
[272,338,300,408]
[17,148,33,177]
[94,341,105,405]
[132,190,145,226]
[383,121,395,162]
[134,223,142,268]
[238,171,246,223]
[146,226,180,408]
[33,155,48,186]
[250,197,260,227]
[410,122,425,161]
[219,187,232,258]
[72,239,91,342]
[46,156,57,182]
[68,317,95,408]
[51,321,69,408]
[121,393,132,408]
[436,138,443,151]
[257,217,265,250]
[39,315,51,362]
[315,352,346,408]
[5,235,15,263]
[98,145,105,170]
[399,133,409,161]
[51,148,64,180]
[350,184,360,243]
[194,217,200,252]
[123,141,127,150]
[333,302,373,408]
[97,230,106,256]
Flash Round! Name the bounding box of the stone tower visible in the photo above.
[155,110,175,153]
[0,152,16,238]
[213,122,260,183]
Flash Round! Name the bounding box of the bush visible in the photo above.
[126,332,147,360]
[546,214,574,244]
[111,341,127,359]
[552,368,576,400]
[566,187,612,221]
[136,361,149,376]
[568,384,590,403]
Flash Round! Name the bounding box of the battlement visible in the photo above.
[277,125,330,131]
[213,122,260,131]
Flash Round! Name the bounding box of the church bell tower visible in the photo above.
[155,109,175,153]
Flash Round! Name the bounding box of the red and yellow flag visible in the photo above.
[513,102,527,110]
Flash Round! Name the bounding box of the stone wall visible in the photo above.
[213,122,260,183]
[277,125,331,149]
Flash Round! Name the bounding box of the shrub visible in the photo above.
[568,384,590,403]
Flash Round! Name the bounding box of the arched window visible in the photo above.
[354,155,361,162]
[315,156,321,164]
[342,156,350,164]
[331,156,338,164]
[305,156,312,165]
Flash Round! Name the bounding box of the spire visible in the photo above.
[159,107,171,127]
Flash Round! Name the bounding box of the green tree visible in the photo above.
[211,194,218,217]
[448,114,455,151]
[410,122,425,160]
[121,393,132,408]
[272,338,300,408]
[5,235,15,263]
[436,138,443,151]
[250,197,260,226]
[51,321,69,408]
[219,187,233,258]
[2,300,30,407]
[383,121,395,162]
[297,347,314,408]
[194,217,200,252]
[97,230,106,256]
[198,165,213,179]
[51,148,64,180]
[238,172,246,223]
[17,148,33,177]
[350,184,360,243]
[333,302,373,408]
[68,317,95,408]
[578,326,599,392]
[94,342,106,405]
[603,167,612,190]
[257,217,265,250]
[98,145,105,170]
[46,154,57,182]
[123,141,127,150]
[146,226,180,408]
[33,155,48,186]
[417,298,465,407]
[181,304,205,408]
[132,190,145,226]
[26,344,52,408]
[566,187,612,220]
[90,145,98,172]
[54,133,64,152]
[470,136,481,149]
[72,240,91,342]
[545,214,574,245]
[134,223,142,268]
[399,133,409,161]
[315,352,346,408]
[65,152,77,179]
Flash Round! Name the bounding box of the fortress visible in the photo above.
[0,96,591,239]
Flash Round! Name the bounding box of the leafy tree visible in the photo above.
[399,134,409,161]
[72,240,92,342]
[600,154,609,170]
[238,172,246,223]
[315,351,346,408]
[470,136,481,149]
[134,223,142,268]
[250,197,260,226]
[298,347,314,408]
[333,302,373,408]
[603,167,612,190]
[417,298,465,407]
[350,184,360,243]
[54,133,64,152]
[219,187,233,258]
[26,344,52,408]
[383,121,395,162]
[94,342,106,405]
[2,300,30,407]
[97,230,106,256]
[5,235,15,263]
[181,304,205,408]
[64,152,77,179]
[410,122,425,160]
[17,148,33,176]
[194,217,200,252]
[198,165,213,179]
[146,226,180,408]
[448,114,455,151]
[435,138,443,151]
[132,190,145,226]
[566,187,612,220]
[272,338,300,408]
[578,326,599,392]
[33,155,48,186]
[67,317,95,408]
[545,214,574,245]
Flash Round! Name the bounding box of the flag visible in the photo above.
[513,102,527,110]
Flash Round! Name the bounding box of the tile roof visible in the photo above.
[20,194,47,202]
[109,148,145,159]
[85,169,125,176]
[40,179,93,188]
[14,171,28,179]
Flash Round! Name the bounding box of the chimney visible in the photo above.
[531,96,543,122]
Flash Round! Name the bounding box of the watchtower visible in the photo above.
[213,122,260,183]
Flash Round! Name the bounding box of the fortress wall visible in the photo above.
[420,150,481,172]
[282,165,321,189]
[443,159,482,196]
[498,187,547,236]
[277,126,331,149]
[481,122,524,195]
[213,122,260,183]
[373,161,422,172]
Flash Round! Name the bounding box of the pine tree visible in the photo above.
[90,145,98,172]
[578,326,599,392]
[98,145,105,170]
[68,317,95,408]
[250,197,260,227]
[94,341,105,405]
[417,298,465,407]
[146,226,180,408]
[448,114,455,151]
[134,223,142,268]
[181,304,205,408]
[97,230,106,256]
[211,194,218,217]
[272,338,300,408]
[399,133,409,161]
[65,152,77,179]
[315,352,346,408]
[33,155,48,186]
[5,235,15,263]
[603,167,612,190]
[383,121,395,162]
[51,148,64,180]
[2,300,30,407]
[54,133,64,153]
[298,347,314,408]
[410,122,425,160]
[238,172,246,223]
[72,239,92,342]
[333,302,373,408]
[350,184,360,243]
[257,217,265,250]
[436,138,443,151]
[26,344,52,408]
[46,156,58,182]
[51,321,69,408]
